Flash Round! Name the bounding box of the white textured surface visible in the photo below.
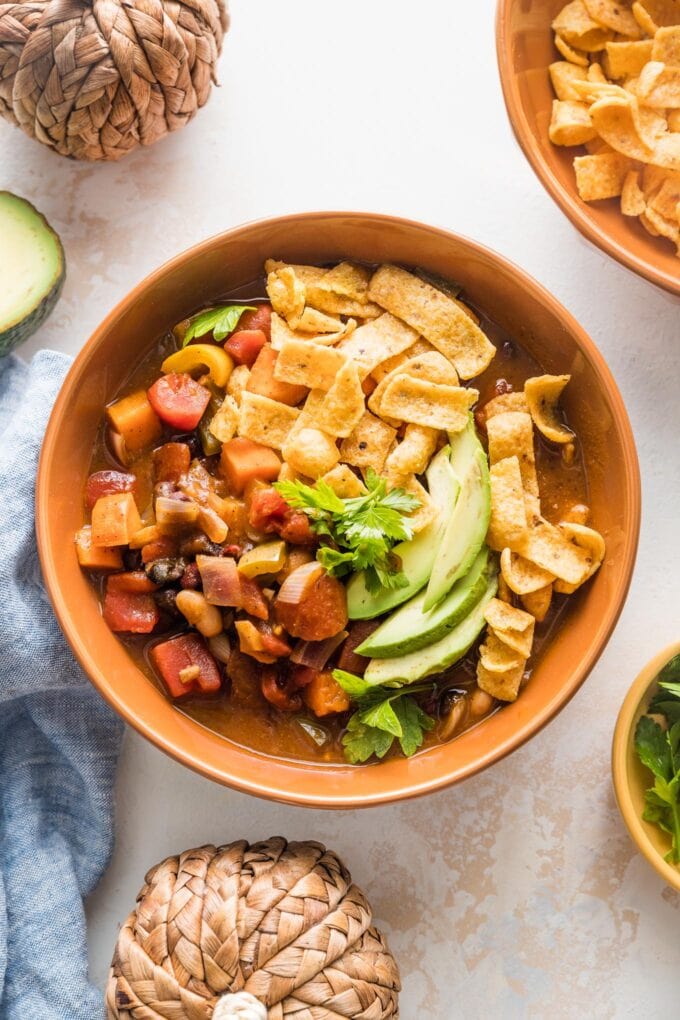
[4,0,680,1016]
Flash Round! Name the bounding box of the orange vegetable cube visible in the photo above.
[106,390,162,454]
[91,492,142,547]
[74,526,123,570]
[303,670,351,717]
[220,437,281,495]
[247,346,308,406]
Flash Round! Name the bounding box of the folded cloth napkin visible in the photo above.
[0,351,122,1020]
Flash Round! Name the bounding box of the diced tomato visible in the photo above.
[235,303,272,340]
[303,670,351,717]
[150,633,222,699]
[102,587,160,633]
[220,438,281,495]
[240,575,269,620]
[336,620,380,675]
[278,511,315,546]
[153,442,191,483]
[247,487,289,532]
[246,346,308,406]
[224,329,267,367]
[85,470,137,509]
[291,664,318,689]
[141,536,178,564]
[257,622,292,659]
[275,571,348,641]
[147,373,211,431]
[107,571,159,594]
[261,668,302,712]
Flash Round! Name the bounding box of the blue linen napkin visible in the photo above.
[0,351,122,1020]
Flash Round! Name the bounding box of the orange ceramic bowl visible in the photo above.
[612,641,680,891]
[496,0,680,297]
[37,212,640,808]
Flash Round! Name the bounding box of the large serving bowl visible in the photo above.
[37,212,640,807]
[496,0,680,297]
[612,641,680,891]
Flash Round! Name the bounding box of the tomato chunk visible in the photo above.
[147,373,211,431]
[224,329,267,367]
[248,487,289,532]
[85,470,136,509]
[278,511,315,546]
[261,668,301,712]
[240,575,269,620]
[274,571,348,641]
[220,438,281,495]
[235,303,272,340]
[150,633,222,699]
[102,587,160,633]
[336,620,379,675]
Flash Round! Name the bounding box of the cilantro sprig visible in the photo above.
[635,654,680,864]
[333,669,435,764]
[274,470,420,593]
[182,304,255,346]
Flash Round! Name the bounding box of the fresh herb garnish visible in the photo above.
[634,654,680,864]
[333,669,435,763]
[274,470,420,593]
[182,305,255,346]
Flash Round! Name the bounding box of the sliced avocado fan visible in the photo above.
[0,192,65,355]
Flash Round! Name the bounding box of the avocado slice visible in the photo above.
[363,569,498,687]
[356,546,491,658]
[0,192,65,356]
[346,445,459,620]
[423,421,491,611]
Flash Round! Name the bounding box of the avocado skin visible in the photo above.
[0,192,66,356]
[356,547,491,658]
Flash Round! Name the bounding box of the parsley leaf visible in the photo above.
[333,670,435,764]
[274,472,420,590]
[182,304,255,345]
[635,709,680,863]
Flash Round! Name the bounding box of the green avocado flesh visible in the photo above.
[363,570,498,687]
[423,422,491,610]
[356,546,491,659]
[0,192,65,355]
[346,445,459,620]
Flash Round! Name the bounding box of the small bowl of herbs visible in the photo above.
[612,641,680,890]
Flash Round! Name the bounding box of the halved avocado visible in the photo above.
[363,569,498,687]
[356,546,491,658]
[346,445,459,620]
[0,192,65,355]
[423,421,491,610]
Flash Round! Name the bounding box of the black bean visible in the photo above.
[179,534,224,558]
[122,547,142,571]
[145,556,189,586]
[168,432,201,457]
[153,589,180,617]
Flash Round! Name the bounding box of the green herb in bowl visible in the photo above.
[634,654,680,864]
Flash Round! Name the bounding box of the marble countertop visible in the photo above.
[4,1,680,1016]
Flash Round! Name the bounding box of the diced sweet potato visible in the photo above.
[91,492,142,547]
[106,391,162,453]
[107,571,158,594]
[303,670,351,717]
[247,346,308,406]
[153,442,191,483]
[220,437,281,495]
[75,526,123,571]
[102,587,160,633]
[141,536,178,563]
[150,633,222,699]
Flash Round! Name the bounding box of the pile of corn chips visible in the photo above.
[225,258,604,703]
[549,0,680,254]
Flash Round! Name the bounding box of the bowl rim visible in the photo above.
[495,0,680,299]
[36,210,641,807]
[612,639,680,890]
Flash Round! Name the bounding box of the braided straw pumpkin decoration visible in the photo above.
[0,0,228,161]
[107,838,401,1019]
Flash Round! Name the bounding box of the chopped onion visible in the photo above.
[277,560,324,605]
[198,506,228,544]
[106,427,129,467]
[155,495,199,526]
[197,555,242,607]
[290,630,348,669]
[296,719,331,747]
[208,632,232,664]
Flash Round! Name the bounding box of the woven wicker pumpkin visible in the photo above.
[0,0,228,161]
[107,838,401,1019]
